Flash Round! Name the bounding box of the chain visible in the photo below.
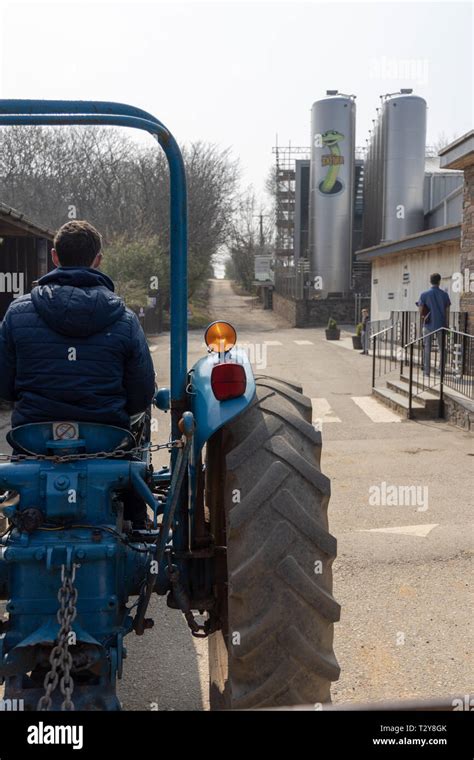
[37,564,79,711]
[0,439,182,464]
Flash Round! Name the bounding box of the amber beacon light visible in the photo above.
[204,321,237,353]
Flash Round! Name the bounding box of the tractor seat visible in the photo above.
[6,422,135,457]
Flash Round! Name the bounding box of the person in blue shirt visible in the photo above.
[0,219,156,525]
[360,307,370,355]
[417,273,451,376]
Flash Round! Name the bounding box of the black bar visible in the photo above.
[439,329,445,418]
[372,335,376,388]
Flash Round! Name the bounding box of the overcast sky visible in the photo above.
[0,0,472,201]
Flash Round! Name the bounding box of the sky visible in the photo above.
[0,0,472,202]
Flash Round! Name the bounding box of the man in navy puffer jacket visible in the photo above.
[0,220,156,527]
[0,220,155,429]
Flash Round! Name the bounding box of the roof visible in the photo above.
[439,131,474,170]
[424,156,463,175]
[356,223,461,261]
[0,202,55,239]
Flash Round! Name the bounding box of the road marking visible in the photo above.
[360,524,439,538]
[293,340,314,345]
[263,340,283,346]
[311,398,341,424]
[351,396,401,423]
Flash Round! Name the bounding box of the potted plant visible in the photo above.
[325,317,340,340]
[352,322,363,350]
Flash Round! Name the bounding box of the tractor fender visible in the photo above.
[189,347,256,455]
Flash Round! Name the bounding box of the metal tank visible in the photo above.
[309,91,356,296]
[381,93,427,241]
[375,107,384,244]
[361,136,370,248]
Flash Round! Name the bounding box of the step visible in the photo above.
[386,379,440,409]
[399,370,473,397]
[399,373,443,394]
[372,387,435,420]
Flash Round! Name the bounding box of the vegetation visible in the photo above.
[0,126,239,317]
[0,125,281,320]
[226,188,273,292]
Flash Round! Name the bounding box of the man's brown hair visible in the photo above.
[54,220,102,267]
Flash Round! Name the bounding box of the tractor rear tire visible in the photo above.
[207,376,340,710]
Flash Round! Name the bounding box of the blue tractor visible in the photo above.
[0,101,340,710]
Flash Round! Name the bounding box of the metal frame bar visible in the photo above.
[0,99,188,437]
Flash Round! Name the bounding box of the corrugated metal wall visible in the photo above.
[370,245,461,321]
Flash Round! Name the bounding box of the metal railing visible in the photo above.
[404,327,474,418]
[274,268,308,300]
[392,310,466,347]
[274,267,356,301]
[370,322,404,388]
[371,321,474,418]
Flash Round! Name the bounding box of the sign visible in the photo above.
[318,129,345,196]
[254,256,274,283]
[53,422,79,440]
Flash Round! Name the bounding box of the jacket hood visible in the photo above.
[31,267,125,337]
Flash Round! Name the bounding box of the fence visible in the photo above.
[403,328,474,416]
[371,317,473,417]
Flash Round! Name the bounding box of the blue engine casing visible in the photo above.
[0,425,154,711]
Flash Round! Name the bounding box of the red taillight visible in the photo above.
[211,362,247,401]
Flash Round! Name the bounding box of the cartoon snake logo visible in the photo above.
[319,130,345,195]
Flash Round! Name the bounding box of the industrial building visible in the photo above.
[269,94,472,428]
[356,94,467,327]
[356,149,465,325]
[272,89,469,334]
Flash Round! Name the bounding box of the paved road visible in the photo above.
[1,279,472,709]
[134,279,473,709]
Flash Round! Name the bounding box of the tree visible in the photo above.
[101,235,168,311]
[432,131,461,155]
[0,126,240,304]
[227,189,273,292]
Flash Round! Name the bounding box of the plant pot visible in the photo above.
[352,335,362,350]
[325,328,340,341]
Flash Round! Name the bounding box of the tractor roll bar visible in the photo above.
[0,100,188,437]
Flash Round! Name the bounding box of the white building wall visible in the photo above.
[370,244,460,321]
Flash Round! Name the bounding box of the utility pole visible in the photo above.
[254,213,269,251]
[259,213,264,249]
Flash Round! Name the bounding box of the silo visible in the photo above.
[361,137,370,247]
[375,108,384,244]
[381,94,427,241]
[309,91,356,295]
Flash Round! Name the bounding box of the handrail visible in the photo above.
[370,323,395,339]
[371,317,473,417]
[404,326,473,418]
[370,321,401,388]
[0,99,188,439]
[404,326,473,346]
